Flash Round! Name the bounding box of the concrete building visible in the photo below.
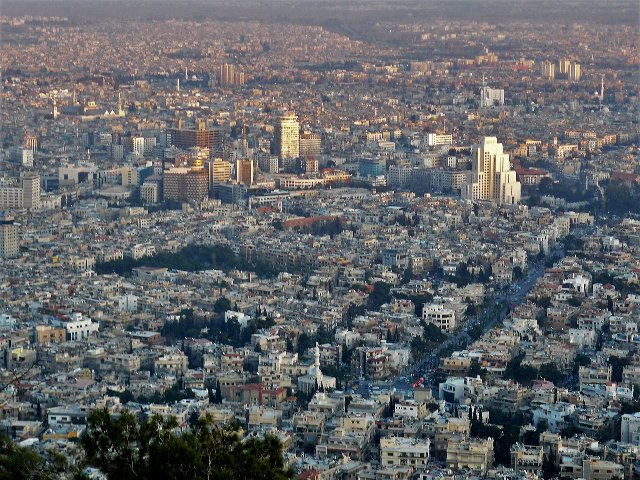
[446,437,494,474]
[236,159,254,186]
[0,214,19,259]
[422,303,456,332]
[462,137,521,205]
[480,86,504,107]
[163,167,209,203]
[380,437,430,470]
[541,60,555,80]
[276,113,300,160]
[299,131,322,157]
[621,413,640,445]
[426,133,453,147]
[208,158,232,184]
[166,123,221,152]
[510,444,543,474]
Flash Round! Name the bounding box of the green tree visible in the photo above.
[213,297,232,314]
[80,409,294,480]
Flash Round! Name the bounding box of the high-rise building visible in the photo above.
[22,174,40,210]
[462,137,521,205]
[163,167,209,203]
[141,181,160,204]
[235,159,254,186]
[276,113,300,160]
[208,158,232,185]
[0,214,19,259]
[218,64,245,86]
[541,60,555,80]
[166,122,222,153]
[558,59,572,75]
[569,62,581,81]
[299,131,322,157]
[480,86,505,108]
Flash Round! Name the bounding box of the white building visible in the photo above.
[422,303,456,332]
[387,165,413,188]
[426,132,453,147]
[462,137,521,205]
[297,343,336,394]
[51,312,99,341]
[621,413,640,445]
[380,437,431,470]
[480,86,505,107]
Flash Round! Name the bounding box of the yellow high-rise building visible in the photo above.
[276,113,300,160]
[208,158,232,184]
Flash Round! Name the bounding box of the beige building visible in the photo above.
[511,444,543,474]
[446,437,494,474]
[380,437,430,470]
[462,137,521,205]
[0,215,19,259]
[276,112,300,160]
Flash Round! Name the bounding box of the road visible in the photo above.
[348,251,560,398]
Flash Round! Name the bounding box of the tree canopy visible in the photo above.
[80,409,293,480]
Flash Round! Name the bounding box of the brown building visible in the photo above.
[166,122,221,152]
[235,159,254,186]
[163,167,209,203]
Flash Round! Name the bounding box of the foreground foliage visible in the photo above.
[81,409,294,480]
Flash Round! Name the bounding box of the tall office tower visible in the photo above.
[166,122,222,153]
[235,159,254,186]
[569,62,581,81]
[163,167,209,203]
[462,137,521,205]
[218,64,245,86]
[208,158,232,185]
[0,214,19,259]
[219,64,235,85]
[480,86,505,107]
[558,59,571,75]
[299,131,322,157]
[276,113,300,160]
[22,173,40,210]
[24,133,38,152]
[541,60,555,80]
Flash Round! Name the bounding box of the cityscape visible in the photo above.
[0,1,639,479]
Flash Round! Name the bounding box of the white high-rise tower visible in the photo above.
[462,137,521,205]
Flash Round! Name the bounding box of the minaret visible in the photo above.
[72,87,77,105]
[600,76,604,104]
[314,343,320,370]
[117,92,124,116]
[176,78,180,92]
[53,96,59,119]
[185,67,188,80]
